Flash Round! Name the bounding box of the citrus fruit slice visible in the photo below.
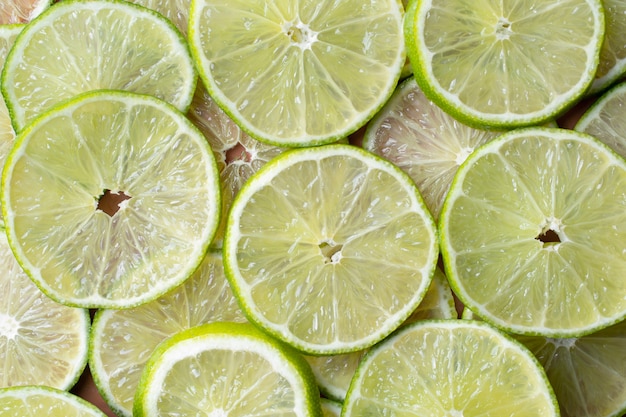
[321,398,342,417]
[305,266,456,402]
[363,76,501,220]
[1,0,197,132]
[0,0,50,24]
[0,231,89,390]
[126,0,190,36]
[575,80,626,158]
[187,83,285,247]
[342,320,559,416]
[89,251,246,417]
[133,322,322,417]
[440,127,626,337]
[188,0,405,146]
[589,0,626,94]
[223,144,438,354]
[404,0,605,129]
[0,385,107,417]
[1,90,220,309]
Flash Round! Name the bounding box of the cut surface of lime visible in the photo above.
[363,76,500,220]
[188,0,405,146]
[0,385,107,417]
[320,398,342,417]
[126,0,190,36]
[440,127,626,337]
[0,231,89,390]
[1,0,196,131]
[405,0,605,128]
[224,144,438,354]
[342,320,559,416]
[575,80,626,158]
[89,251,246,417]
[589,0,626,94]
[133,322,322,417]
[1,90,220,308]
[0,0,50,24]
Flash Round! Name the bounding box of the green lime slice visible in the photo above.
[0,385,107,416]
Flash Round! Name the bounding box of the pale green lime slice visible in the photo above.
[188,0,405,146]
[343,320,559,416]
[89,251,246,417]
[405,0,605,128]
[1,0,196,131]
[0,386,107,416]
[224,144,438,354]
[589,0,626,94]
[441,127,626,337]
[133,322,322,417]
[1,90,220,308]
[0,0,50,24]
[126,0,190,36]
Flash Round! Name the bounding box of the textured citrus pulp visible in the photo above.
[305,266,456,402]
[223,144,438,354]
[363,76,501,220]
[1,90,220,308]
[342,320,559,416]
[404,0,605,128]
[126,0,190,36]
[0,231,89,389]
[89,251,246,417]
[0,0,50,24]
[440,127,626,337]
[0,385,107,417]
[133,322,322,417]
[188,0,405,146]
[589,0,626,94]
[1,0,196,132]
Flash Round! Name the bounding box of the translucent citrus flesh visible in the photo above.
[126,0,190,36]
[224,145,438,354]
[134,322,322,417]
[0,0,50,24]
[1,0,197,131]
[441,128,626,336]
[0,386,107,417]
[1,91,220,308]
[189,0,405,145]
[89,251,246,417]
[405,0,604,127]
[0,232,89,389]
[343,320,558,416]
[364,76,500,220]
[305,266,456,402]
[590,0,626,93]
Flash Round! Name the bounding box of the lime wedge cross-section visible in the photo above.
[223,144,439,354]
[188,0,405,146]
[440,127,626,337]
[1,90,221,309]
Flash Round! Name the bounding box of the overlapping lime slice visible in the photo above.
[0,0,50,24]
[0,386,107,417]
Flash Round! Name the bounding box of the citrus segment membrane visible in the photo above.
[342,320,559,417]
[0,385,107,417]
[1,90,220,308]
[1,0,197,131]
[126,0,191,36]
[188,0,405,146]
[440,127,626,337]
[224,144,438,354]
[133,322,322,417]
[405,0,605,128]
[89,251,246,417]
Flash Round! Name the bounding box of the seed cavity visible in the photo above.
[97,189,132,217]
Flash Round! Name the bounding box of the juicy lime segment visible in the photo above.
[1,0,197,131]
[405,0,605,128]
[590,0,626,94]
[224,144,438,354]
[1,91,220,308]
[0,386,107,417]
[189,0,405,146]
[0,0,50,24]
[440,127,626,336]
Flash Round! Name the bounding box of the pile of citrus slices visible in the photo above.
[0,0,625,417]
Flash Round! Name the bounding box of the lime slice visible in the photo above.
[575,80,626,158]
[321,398,342,417]
[188,0,405,146]
[305,266,456,402]
[589,0,626,94]
[89,251,246,417]
[0,231,89,389]
[223,144,438,354]
[1,90,220,308]
[1,0,197,132]
[126,0,190,36]
[363,76,501,220]
[404,0,605,128]
[0,0,50,24]
[0,385,107,416]
[342,320,559,416]
[133,322,322,417]
[187,83,285,248]
[440,127,626,336]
